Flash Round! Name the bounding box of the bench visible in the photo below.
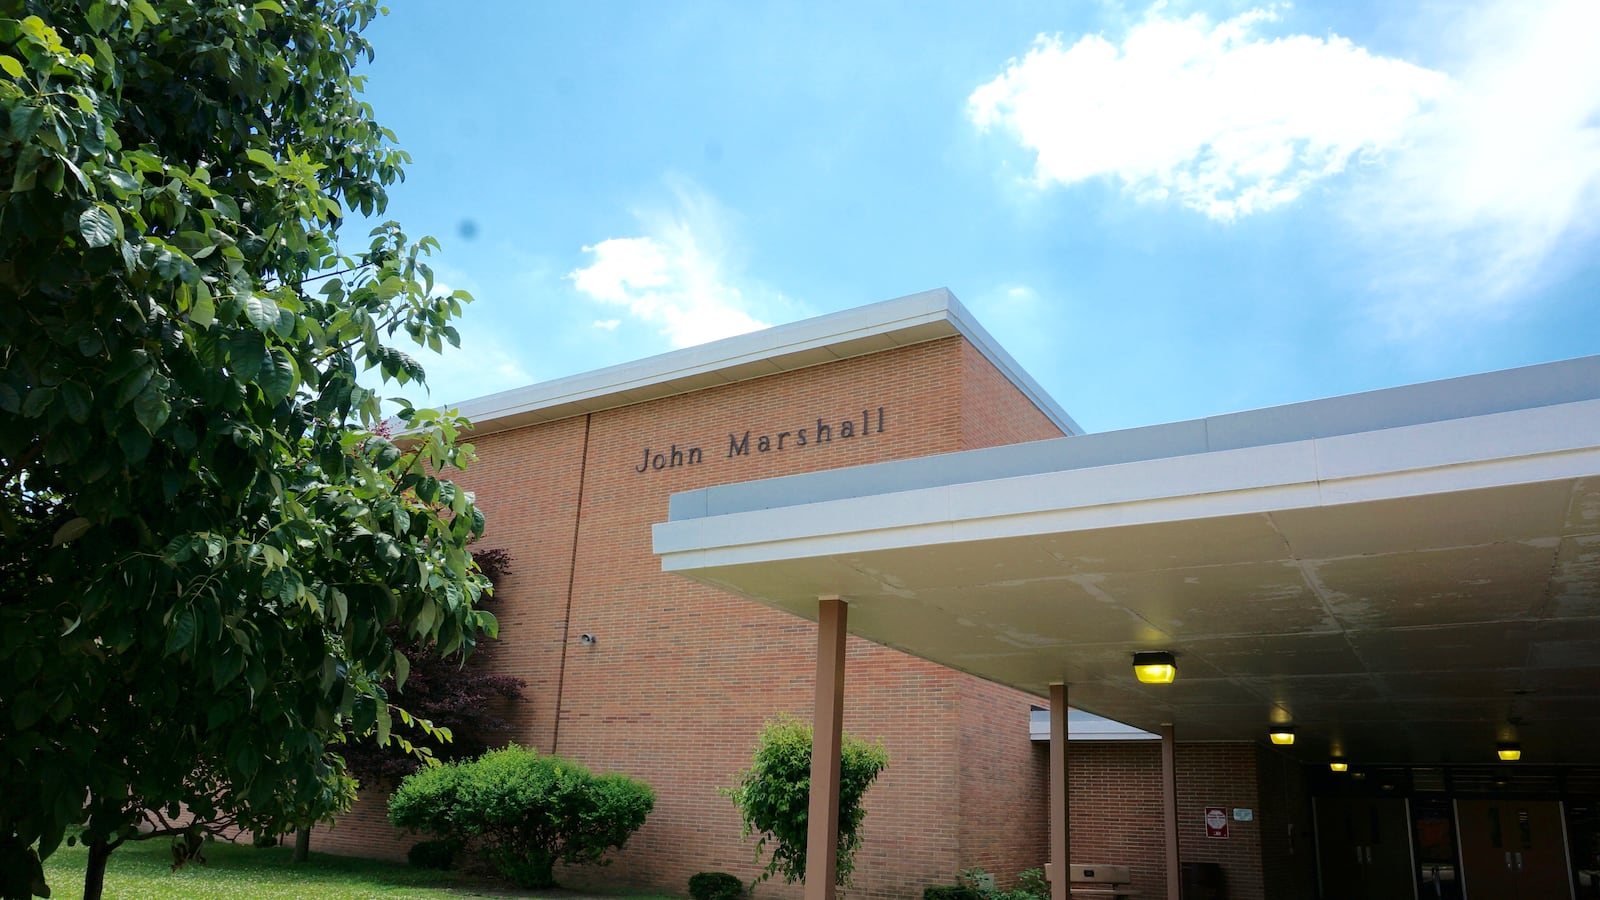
[1043,863,1139,899]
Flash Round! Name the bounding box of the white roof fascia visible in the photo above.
[654,396,1600,571]
[942,292,1083,436]
[446,288,1080,437]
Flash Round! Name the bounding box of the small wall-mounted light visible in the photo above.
[1329,760,1349,773]
[580,633,597,645]
[1269,725,1296,746]
[1497,742,1522,761]
[1132,651,1177,685]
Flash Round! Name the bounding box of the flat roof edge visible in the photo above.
[944,294,1083,436]
[446,288,1075,436]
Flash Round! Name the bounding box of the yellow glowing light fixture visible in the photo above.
[1132,651,1177,685]
[1269,725,1296,746]
[1329,760,1349,773]
[1497,742,1522,761]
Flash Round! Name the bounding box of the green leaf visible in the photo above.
[12,691,44,730]
[51,517,91,545]
[133,382,169,433]
[85,2,120,34]
[259,348,297,403]
[191,286,216,327]
[414,599,438,636]
[21,386,54,418]
[166,608,196,654]
[114,366,153,408]
[242,291,279,331]
[11,144,43,192]
[8,104,42,143]
[0,384,19,414]
[393,650,409,690]
[104,168,138,194]
[228,331,266,383]
[128,0,160,35]
[0,54,21,78]
[60,382,91,423]
[79,206,117,248]
[117,427,150,464]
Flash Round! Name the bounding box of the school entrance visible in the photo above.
[1313,766,1600,899]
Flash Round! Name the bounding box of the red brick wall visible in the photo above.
[957,684,1050,886]
[320,336,1079,897]
[545,338,1023,897]
[958,342,1065,451]
[1176,744,1265,900]
[1064,742,1267,900]
[1065,742,1166,893]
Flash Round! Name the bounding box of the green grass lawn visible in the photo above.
[40,841,677,899]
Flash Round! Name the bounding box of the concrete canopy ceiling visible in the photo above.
[655,367,1600,768]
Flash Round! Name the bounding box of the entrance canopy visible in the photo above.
[655,356,1600,765]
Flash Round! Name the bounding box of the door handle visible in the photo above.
[1505,851,1513,872]
[1515,851,1524,873]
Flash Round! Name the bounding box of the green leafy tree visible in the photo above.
[0,2,495,898]
[341,546,526,788]
[388,745,656,889]
[725,715,889,888]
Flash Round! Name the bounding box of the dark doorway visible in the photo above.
[1315,796,1417,900]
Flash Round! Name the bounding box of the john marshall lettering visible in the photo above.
[635,406,887,473]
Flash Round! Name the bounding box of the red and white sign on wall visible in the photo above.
[1204,806,1229,839]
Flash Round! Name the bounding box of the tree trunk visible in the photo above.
[292,826,311,863]
[83,838,113,900]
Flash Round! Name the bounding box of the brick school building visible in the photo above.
[317,290,1600,900]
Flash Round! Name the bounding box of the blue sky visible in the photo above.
[351,0,1599,433]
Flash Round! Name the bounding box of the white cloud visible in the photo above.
[1354,0,1600,328]
[569,185,776,348]
[969,7,1448,221]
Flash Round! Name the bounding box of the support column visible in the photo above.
[1161,723,1180,900]
[1048,682,1070,900]
[804,597,847,900]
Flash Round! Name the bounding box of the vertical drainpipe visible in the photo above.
[550,412,592,755]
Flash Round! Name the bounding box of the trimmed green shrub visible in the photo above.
[930,866,1047,900]
[388,745,654,888]
[925,887,984,900]
[689,870,744,900]
[406,839,458,870]
[724,715,889,887]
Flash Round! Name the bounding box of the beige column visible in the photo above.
[1161,723,1181,900]
[804,597,847,900]
[1048,682,1070,900]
